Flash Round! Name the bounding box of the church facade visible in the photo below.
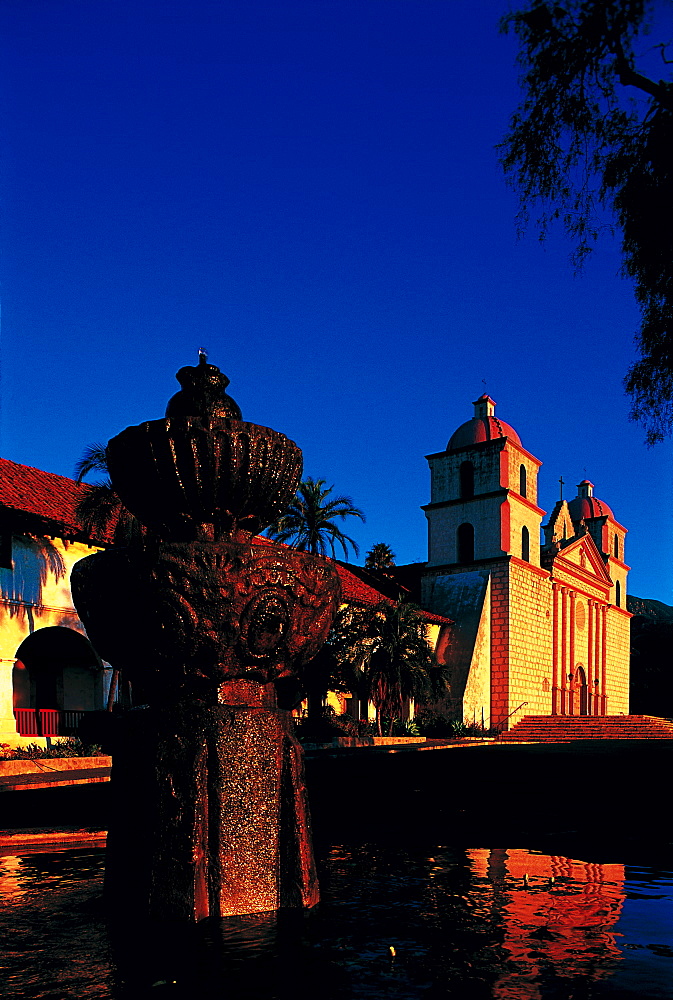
[421,395,630,731]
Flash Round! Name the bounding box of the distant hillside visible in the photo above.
[627,595,673,620]
[628,595,673,717]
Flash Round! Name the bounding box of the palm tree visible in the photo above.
[266,477,365,560]
[299,605,364,723]
[339,600,443,735]
[364,542,396,576]
[74,443,141,546]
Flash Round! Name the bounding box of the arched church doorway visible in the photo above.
[13,626,104,736]
[574,665,589,716]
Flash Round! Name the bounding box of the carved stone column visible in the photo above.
[568,591,576,715]
[560,587,568,715]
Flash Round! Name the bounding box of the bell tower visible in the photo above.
[421,395,553,731]
[423,395,545,568]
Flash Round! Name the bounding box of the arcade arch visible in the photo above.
[13,626,105,735]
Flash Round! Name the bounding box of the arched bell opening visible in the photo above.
[457,522,475,564]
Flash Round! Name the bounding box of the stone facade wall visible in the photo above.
[504,447,540,507]
[505,559,554,725]
[506,497,542,567]
[607,555,629,610]
[604,606,630,714]
[488,563,510,728]
[462,577,491,726]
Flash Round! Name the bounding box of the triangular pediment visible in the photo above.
[553,532,612,584]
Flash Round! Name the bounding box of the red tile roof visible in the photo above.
[336,562,393,606]
[0,456,92,538]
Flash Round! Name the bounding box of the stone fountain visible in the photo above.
[71,354,341,921]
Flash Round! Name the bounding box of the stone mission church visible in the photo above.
[421,395,630,730]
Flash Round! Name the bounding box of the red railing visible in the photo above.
[14,709,86,737]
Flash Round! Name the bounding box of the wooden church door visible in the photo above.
[575,666,589,715]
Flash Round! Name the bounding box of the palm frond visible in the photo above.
[75,443,109,483]
[75,479,121,539]
[265,475,365,559]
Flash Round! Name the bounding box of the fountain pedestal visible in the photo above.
[104,687,318,921]
[71,356,340,920]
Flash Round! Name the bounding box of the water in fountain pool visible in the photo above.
[1,843,672,1000]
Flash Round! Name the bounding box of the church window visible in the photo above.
[457,523,474,564]
[615,580,621,607]
[519,464,527,498]
[614,534,619,559]
[521,525,529,562]
[459,461,474,499]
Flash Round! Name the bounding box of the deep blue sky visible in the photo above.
[1,0,671,602]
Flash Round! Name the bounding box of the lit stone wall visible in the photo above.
[607,555,629,609]
[604,607,630,714]
[506,497,543,566]
[504,560,554,725]
[504,447,540,507]
[0,536,101,746]
[488,564,510,728]
[461,577,491,726]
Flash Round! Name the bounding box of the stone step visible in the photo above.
[500,714,673,741]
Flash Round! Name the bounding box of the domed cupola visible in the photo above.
[568,480,613,522]
[447,395,521,451]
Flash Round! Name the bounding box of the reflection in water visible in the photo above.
[0,845,671,999]
[469,850,625,999]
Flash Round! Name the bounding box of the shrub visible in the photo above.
[294,706,378,742]
[381,717,421,737]
[416,712,490,738]
[295,706,356,742]
[1,738,104,760]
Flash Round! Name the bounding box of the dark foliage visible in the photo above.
[629,615,673,716]
[337,600,448,735]
[1,738,103,759]
[501,0,673,442]
[294,706,375,743]
[364,542,396,575]
[414,711,492,738]
[74,443,143,545]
